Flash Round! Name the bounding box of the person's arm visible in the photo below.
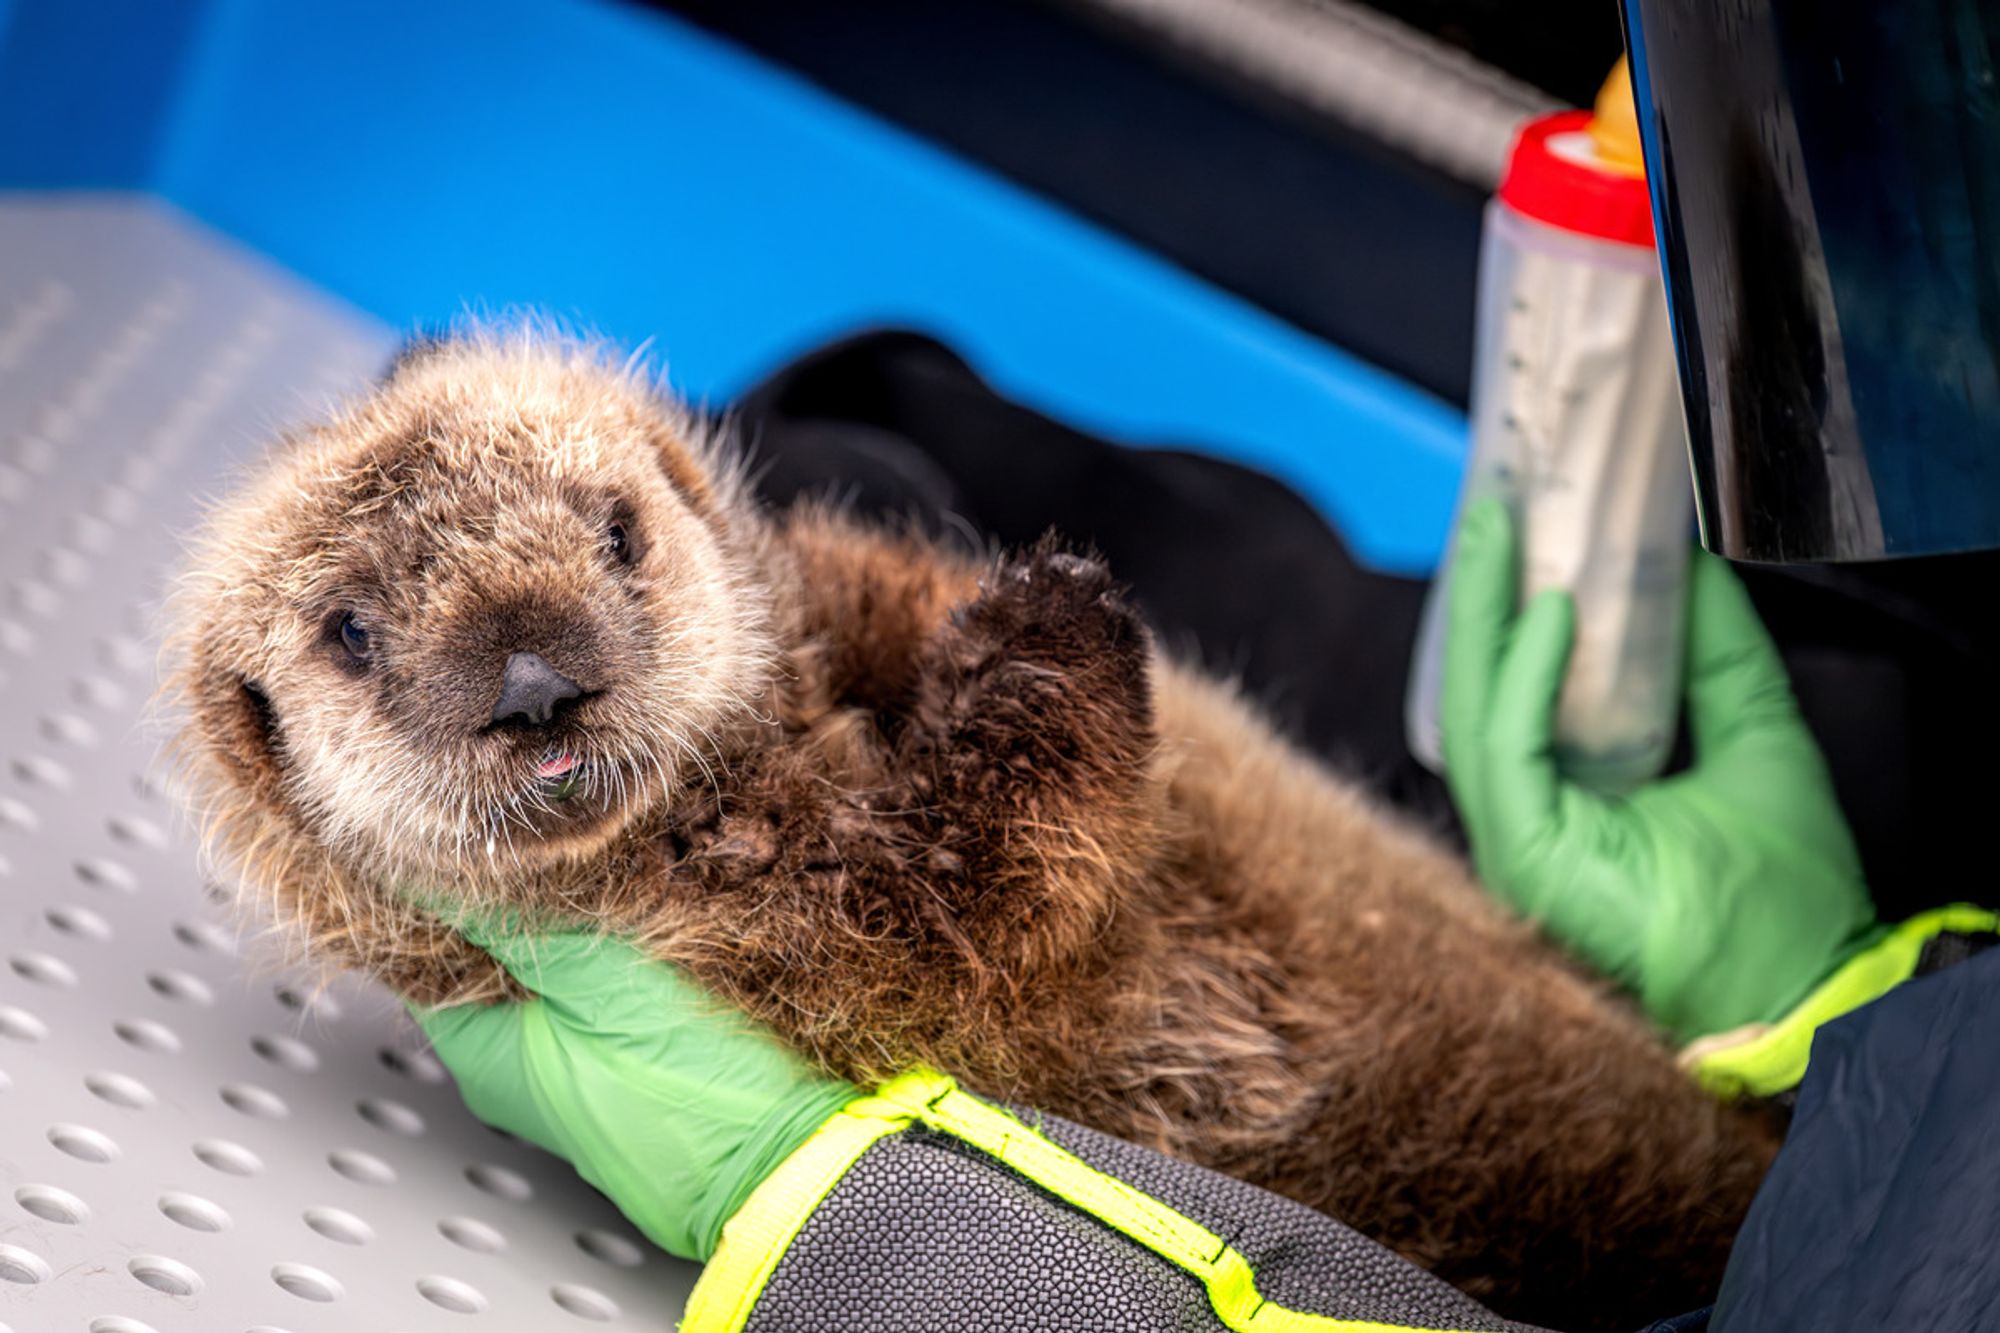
[410,912,1533,1333]
[1440,499,1992,1085]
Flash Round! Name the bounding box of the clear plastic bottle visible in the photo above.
[1406,71,1692,794]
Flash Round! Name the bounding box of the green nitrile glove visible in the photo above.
[1441,498,1879,1041]
[407,908,858,1262]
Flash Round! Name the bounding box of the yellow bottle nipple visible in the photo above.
[1588,58,1647,179]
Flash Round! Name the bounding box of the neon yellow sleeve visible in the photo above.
[685,1069,1518,1333]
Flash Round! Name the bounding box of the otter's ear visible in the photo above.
[183,641,290,806]
[643,409,722,519]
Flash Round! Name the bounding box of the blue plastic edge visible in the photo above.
[2,0,1467,574]
[0,0,212,188]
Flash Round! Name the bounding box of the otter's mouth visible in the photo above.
[534,750,586,802]
[502,748,625,845]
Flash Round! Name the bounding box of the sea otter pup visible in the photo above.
[170,329,1771,1331]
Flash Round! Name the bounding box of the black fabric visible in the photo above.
[730,330,2000,921]
[1914,929,2000,979]
[1709,949,2000,1333]
[1638,1312,1711,1333]
[1360,0,1624,107]
[733,330,1460,832]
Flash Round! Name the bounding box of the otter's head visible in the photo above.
[170,332,773,897]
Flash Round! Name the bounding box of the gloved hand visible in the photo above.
[1441,499,1879,1041]
[407,906,858,1261]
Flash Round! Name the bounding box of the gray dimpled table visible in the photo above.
[0,196,700,1332]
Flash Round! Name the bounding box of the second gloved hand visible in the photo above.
[408,908,858,1262]
[1441,499,1878,1041]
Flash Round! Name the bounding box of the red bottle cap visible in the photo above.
[1497,110,1656,248]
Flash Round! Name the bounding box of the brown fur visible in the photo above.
[168,329,1773,1331]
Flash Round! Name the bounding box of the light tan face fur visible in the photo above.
[173,336,773,891]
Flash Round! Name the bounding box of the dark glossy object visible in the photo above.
[1622,1,2000,561]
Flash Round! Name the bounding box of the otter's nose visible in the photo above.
[491,651,583,727]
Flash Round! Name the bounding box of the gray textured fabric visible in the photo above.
[743,1111,1546,1333]
[1018,1110,1540,1332]
[744,1125,1230,1333]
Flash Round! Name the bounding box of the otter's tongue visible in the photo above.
[535,752,579,780]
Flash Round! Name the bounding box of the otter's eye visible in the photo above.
[601,501,642,571]
[338,613,373,662]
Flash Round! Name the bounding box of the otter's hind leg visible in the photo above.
[1149,667,1777,1331]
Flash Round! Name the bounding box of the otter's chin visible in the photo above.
[501,753,640,860]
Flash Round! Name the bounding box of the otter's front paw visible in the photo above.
[956,545,1148,681]
[920,543,1153,771]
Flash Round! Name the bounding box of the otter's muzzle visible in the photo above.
[491,651,583,727]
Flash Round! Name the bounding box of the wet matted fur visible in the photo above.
[168,330,1774,1331]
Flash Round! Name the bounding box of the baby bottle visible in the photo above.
[1407,62,1692,793]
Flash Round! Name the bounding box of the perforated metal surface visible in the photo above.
[0,196,701,1332]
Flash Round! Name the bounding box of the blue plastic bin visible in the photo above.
[0,0,1466,574]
